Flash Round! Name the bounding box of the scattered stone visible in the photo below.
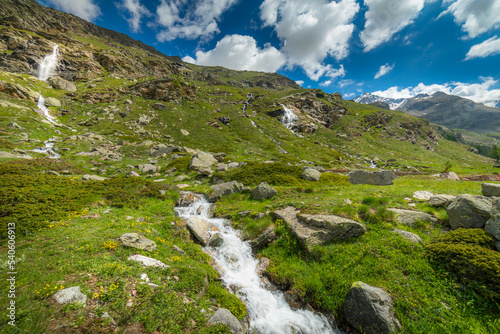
[44,97,61,107]
[344,281,401,334]
[208,233,224,247]
[302,168,321,181]
[53,286,87,306]
[208,181,245,202]
[388,208,438,226]
[439,172,460,181]
[251,182,278,200]
[127,171,140,177]
[181,129,189,136]
[8,121,22,129]
[118,233,157,252]
[274,207,366,252]
[47,171,60,176]
[128,254,169,269]
[208,308,243,333]
[446,195,492,229]
[138,164,159,174]
[81,174,106,181]
[249,226,276,253]
[164,167,177,174]
[173,245,186,255]
[198,167,214,176]
[153,102,167,110]
[176,184,191,189]
[216,163,228,172]
[227,162,239,169]
[428,194,454,207]
[392,229,422,243]
[413,191,433,200]
[348,170,396,185]
[189,152,217,170]
[485,198,500,241]
[81,214,100,219]
[48,76,77,92]
[138,115,150,125]
[186,217,210,246]
[0,151,32,159]
[482,183,500,197]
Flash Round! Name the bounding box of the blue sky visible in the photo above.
[36,0,500,106]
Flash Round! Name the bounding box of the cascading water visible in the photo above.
[38,45,59,81]
[175,195,339,334]
[279,104,298,131]
[37,94,58,125]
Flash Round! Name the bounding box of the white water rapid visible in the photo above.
[31,137,60,159]
[175,195,339,334]
[38,45,59,81]
[37,94,58,125]
[279,104,298,131]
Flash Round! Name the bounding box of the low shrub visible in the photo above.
[425,229,500,299]
[357,196,393,224]
[206,285,247,320]
[319,173,349,186]
[166,155,192,171]
[215,162,303,186]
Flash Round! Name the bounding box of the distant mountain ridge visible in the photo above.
[354,92,500,133]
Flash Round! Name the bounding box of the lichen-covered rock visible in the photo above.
[208,308,243,333]
[178,192,202,207]
[392,229,422,243]
[48,76,77,91]
[189,152,217,170]
[348,170,396,185]
[302,168,321,181]
[428,194,454,207]
[482,183,500,197]
[128,254,169,269]
[413,191,433,200]
[485,198,500,241]
[186,217,210,246]
[274,207,365,252]
[251,182,277,200]
[344,282,401,334]
[119,233,157,251]
[388,208,438,226]
[208,181,245,202]
[209,232,224,247]
[44,97,61,107]
[53,286,87,306]
[446,195,492,229]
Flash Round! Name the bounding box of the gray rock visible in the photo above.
[127,171,140,177]
[216,163,228,172]
[0,151,32,159]
[44,97,61,107]
[252,182,278,200]
[446,195,492,229]
[482,183,500,197]
[8,122,22,129]
[274,207,366,252]
[53,286,87,306]
[153,102,167,110]
[209,233,224,247]
[485,198,500,241]
[178,192,202,207]
[227,162,239,169]
[82,174,106,181]
[48,76,77,92]
[128,254,169,269]
[413,191,433,200]
[428,194,454,207]
[348,170,396,185]
[208,181,245,202]
[138,115,150,125]
[189,152,217,170]
[198,167,214,176]
[388,208,438,226]
[439,172,460,181]
[344,282,401,334]
[249,226,276,253]
[138,163,158,174]
[186,217,210,246]
[208,308,243,333]
[119,233,157,252]
[392,229,422,243]
[302,168,321,181]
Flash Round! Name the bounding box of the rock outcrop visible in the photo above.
[348,170,396,185]
[251,182,277,200]
[388,208,438,226]
[428,194,454,207]
[274,207,365,252]
[118,233,157,252]
[302,168,321,181]
[189,152,217,170]
[208,181,245,202]
[446,195,492,229]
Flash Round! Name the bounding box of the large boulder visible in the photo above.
[44,97,61,107]
[428,194,454,207]
[302,168,321,181]
[348,170,396,185]
[482,183,500,197]
[189,152,217,170]
[208,181,245,202]
[208,308,243,333]
[274,207,366,252]
[344,281,401,334]
[251,182,277,200]
[485,198,500,241]
[446,195,492,229]
[186,217,210,246]
[412,191,433,200]
[53,286,87,306]
[388,208,438,226]
[48,76,77,92]
[119,233,157,251]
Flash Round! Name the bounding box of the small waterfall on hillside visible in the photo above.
[175,195,339,334]
[279,104,298,131]
[37,94,58,125]
[38,45,59,81]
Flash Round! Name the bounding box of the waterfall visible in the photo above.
[37,93,58,125]
[175,195,339,334]
[279,104,298,131]
[38,45,59,81]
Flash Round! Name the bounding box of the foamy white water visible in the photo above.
[38,45,58,81]
[279,104,298,131]
[37,93,59,125]
[175,195,338,334]
[32,138,60,159]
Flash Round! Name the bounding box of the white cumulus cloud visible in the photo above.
[295,80,305,86]
[374,63,395,79]
[465,36,500,60]
[182,34,286,72]
[41,0,101,21]
[260,0,359,81]
[441,0,500,38]
[116,0,152,33]
[360,0,430,52]
[372,77,500,106]
[154,0,237,41]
